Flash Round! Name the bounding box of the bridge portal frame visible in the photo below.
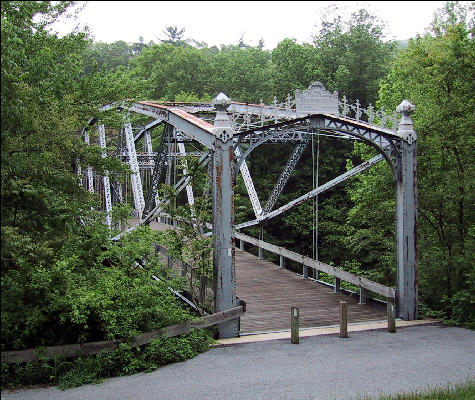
[93,94,417,338]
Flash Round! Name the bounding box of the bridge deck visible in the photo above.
[141,220,387,334]
[236,249,387,333]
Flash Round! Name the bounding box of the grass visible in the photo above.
[359,380,475,400]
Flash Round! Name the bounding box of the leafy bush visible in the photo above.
[1,329,213,390]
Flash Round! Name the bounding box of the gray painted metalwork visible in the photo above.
[92,82,418,331]
[235,154,383,229]
[83,129,94,194]
[262,133,310,214]
[134,118,163,142]
[395,100,418,320]
[234,146,262,217]
[142,125,171,219]
[98,124,112,229]
[295,81,339,117]
[124,121,145,215]
[178,142,195,208]
[144,130,153,153]
[212,94,238,338]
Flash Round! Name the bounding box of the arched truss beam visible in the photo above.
[233,114,402,182]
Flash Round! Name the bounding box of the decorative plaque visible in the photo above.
[295,81,339,117]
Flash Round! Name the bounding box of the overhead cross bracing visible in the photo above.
[87,82,418,338]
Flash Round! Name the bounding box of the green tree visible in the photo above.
[271,38,319,100]
[313,8,396,106]
[130,43,214,100]
[353,1,474,324]
[1,4,212,389]
[160,25,188,47]
[211,45,273,103]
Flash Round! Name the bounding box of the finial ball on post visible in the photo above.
[396,99,415,115]
[213,92,231,111]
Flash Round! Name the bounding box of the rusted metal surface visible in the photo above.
[94,89,418,330]
[395,101,418,320]
[138,101,214,133]
[212,102,239,338]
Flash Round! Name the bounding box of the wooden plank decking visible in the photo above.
[235,249,387,334]
[140,220,388,334]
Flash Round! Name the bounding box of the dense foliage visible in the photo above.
[1,1,213,389]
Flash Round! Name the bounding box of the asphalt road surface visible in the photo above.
[2,325,474,400]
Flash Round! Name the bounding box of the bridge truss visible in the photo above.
[82,82,418,338]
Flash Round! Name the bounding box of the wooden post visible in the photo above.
[339,301,348,338]
[291,306,299,344]
[302,264,308,279]
[240,239,244,251]
[280,255,285,268]
[334,277,341,293]
[359,287,367,304]
[388,299,396,333]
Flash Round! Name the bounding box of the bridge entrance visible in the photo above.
[86,82,418,338]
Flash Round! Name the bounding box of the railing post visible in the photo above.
[359,287,367,304]
[339,301,348,338]
[258,246,263,259]
[258,224,264,259]
[291,306,299,344]
[302,264,308,279]
[388,298,396,333]
[279,255,285,268]
[334,277,341,293]
[240,239,244,251]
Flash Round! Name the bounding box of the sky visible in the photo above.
[50,1,461,49]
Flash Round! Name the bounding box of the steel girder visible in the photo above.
[98,96,418,327]
[234,146,262,218]
[235,154,384,229]
[262,133,311,214]
[98,124,112,229]
[124,121,145,214]
[83,129,94,193]
[142,124,172,219]
[141,152,211,225]
[177,141,195,208]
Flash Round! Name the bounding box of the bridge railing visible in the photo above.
[234,232,395,302]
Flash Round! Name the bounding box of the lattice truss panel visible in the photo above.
[84,86,418,324]
[86,84,410,233]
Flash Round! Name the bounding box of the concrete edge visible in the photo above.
[211,319,440,346]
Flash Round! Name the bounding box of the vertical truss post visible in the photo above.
[83,129,94,194]
[178,142,195,208]
[144,130,153,153]
[124,121,145,217]
[212,94,238,339]
[395,100,418,320]
[142,125,171,219]
[98,124,112,229]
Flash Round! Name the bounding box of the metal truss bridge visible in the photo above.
[82,82,418,338]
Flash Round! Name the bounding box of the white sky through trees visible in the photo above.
[51,1,468,48]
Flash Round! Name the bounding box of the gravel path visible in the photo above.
[2,325,474,400]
